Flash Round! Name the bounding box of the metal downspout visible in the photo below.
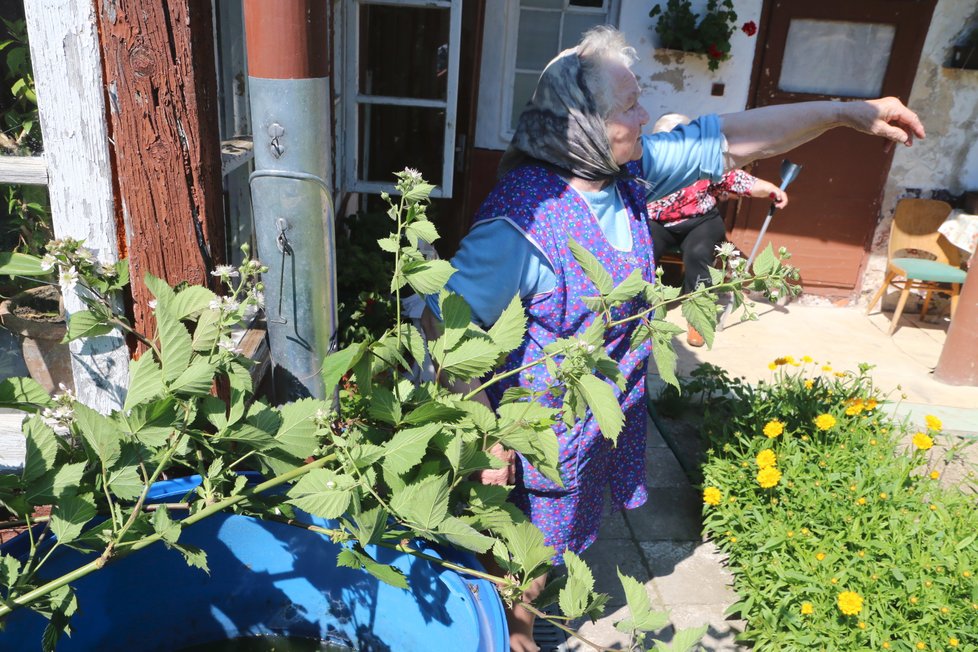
[243,0,334,401]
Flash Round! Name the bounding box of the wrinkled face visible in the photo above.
[604,64,650,166]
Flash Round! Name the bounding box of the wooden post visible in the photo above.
[96,0,226,336]
[934,250,978,386]
[25,0,130,412]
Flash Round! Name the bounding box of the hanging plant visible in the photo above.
[649,0,755,71]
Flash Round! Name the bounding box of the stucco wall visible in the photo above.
[861,0,978,299]
[622,0,763,127]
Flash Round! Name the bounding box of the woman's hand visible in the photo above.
[474,442,516,486]
[847,97,926,147]
[751,178,789,209]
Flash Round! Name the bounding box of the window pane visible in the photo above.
[359,105,445,187]
[510,72,539,131]
[778,19,895,98]
[0,3,42,155]
[359,4,450,100]
[561,13,605,50]
[516,9,561,69]
[522,0,564,9]
[569,0,606,8]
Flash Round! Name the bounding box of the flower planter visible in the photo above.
[0,476,507,651]
[0,284,73,393]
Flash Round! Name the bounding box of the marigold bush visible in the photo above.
[692,360,978,651]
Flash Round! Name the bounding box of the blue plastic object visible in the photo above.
[0,476,508,651]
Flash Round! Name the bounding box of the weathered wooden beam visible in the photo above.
[96,0,226,336]
[0,156,47,185]
[25,0,130,412]
[220,136,254,176]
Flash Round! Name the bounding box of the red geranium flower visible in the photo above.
[742,21,757,36]
[707,43,724,60]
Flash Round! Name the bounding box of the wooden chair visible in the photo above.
[865,199,966,334]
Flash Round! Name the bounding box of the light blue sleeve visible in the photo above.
[424,219,556,327]
[641,114,727,201]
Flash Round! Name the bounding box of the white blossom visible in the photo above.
[217,338,241,354]
[210,265,239,279]
[40,254,56,271]
[60,265,79,292]
[148,299,157,310]
[715,242,738,258]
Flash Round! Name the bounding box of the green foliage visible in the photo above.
[695,359,978,651]
[0,169,796,650]
[649,0,741,71]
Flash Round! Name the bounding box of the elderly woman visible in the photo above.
[424,27,922,651]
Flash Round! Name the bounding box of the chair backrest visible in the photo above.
[888,199,960,267]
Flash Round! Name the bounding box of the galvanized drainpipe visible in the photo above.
[243,0,334,401]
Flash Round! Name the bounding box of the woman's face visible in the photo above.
[605,65,650,166]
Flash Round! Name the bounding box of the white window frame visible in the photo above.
[475,0,619,151]
[341,0,462,198]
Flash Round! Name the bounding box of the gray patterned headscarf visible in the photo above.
[498,48,621,182]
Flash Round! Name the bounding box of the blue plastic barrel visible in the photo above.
[0,476,508,651]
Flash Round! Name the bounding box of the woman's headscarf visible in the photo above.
[498,48,621,182]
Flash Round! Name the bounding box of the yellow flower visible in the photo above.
[815,413,836,430]
[883,643,891,649]
[930,470,941,480]
[913,432,934,450]
[925,414,942,431]
[940,606,949,614]
[830,577,838,585]
[834,371,846,378]
[703,487,722,506]
[964,570,972,578]
[756,449,777,468]
[865,398,878,410]
[787,530,794,538]
[949,638,959,647]
[773,356,792,366]
[768,362,777,371]
[837,591,863,616]
[858,621,867,630]
[804,379,814,390]
[800,602,814,615]
[916,642,926,650]
[816,552,826,561]
[802,355,813,363]
[756,466,782,489]
[763,419,785,438]
[910,596,919,604]
[857,497,867,505]
[822,365,833,372]
[879,492,888,500]
[845,404,863,416]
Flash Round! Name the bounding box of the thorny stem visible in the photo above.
[0,455,335,619]
[518,602,613,651]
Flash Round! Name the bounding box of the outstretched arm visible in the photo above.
[720,97,925,168]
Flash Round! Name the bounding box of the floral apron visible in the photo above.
[473,163,654,559]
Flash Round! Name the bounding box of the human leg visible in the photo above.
[678,210,726,294]
[648,218,681,272]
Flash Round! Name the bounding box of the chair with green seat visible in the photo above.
[865,198,966,334]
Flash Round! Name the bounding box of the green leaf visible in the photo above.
[118,398,178,448]
[172,543,209,573]
[0,376,54,410]
[402,259,456,295]
[158,310,193,384]
[487,294,527,354]
[559,551,596,619]
[152,504,182,544]
[63,309,114,342]
[0,553,21,588]
[367,387,401,425]
[72,402,121,467]
[170,359,218,396]
[574,374,624,446]
[321,342,366,393]
[615,569,670,633]
[191,309,222,352]
[403,401,464,426]
[144,273,176,307]
[106,446,145,500]
[276,398,326,459]
[681,293,717,348]
[405,220,440,246]
[381,423,440,476]
[436,293,473,353]
[435,516,494,553]
[438,338,498,381]
[403,182,436,202]
[171,286,217,320]
[501,521,555,576]
[751,243,777,276]
[568,238,613,294]
[647,319,684,389]
[124,353,164,412]
[22,415,57,483]
[49,494,96,544]
[337,548,408,589]
[219,423,278,451]
[604,269,647,304]
[350,505,388,546]
[0,251,50,276]
[376,236,399,253]
[286,469,354,519]
[389,474,450,531]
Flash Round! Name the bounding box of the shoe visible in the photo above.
[686,323,705,347]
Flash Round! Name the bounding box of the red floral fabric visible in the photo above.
[646,169,756,226]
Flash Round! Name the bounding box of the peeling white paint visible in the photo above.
[863,0,978,300]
